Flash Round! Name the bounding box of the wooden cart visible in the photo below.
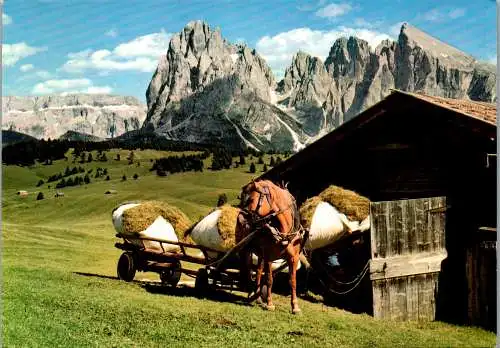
[114,230,287,297]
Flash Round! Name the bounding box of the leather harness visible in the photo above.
[241,184,307,247]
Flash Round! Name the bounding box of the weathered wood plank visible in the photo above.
[438,198,446,251]
[406,199,417,254]
[415,199,425,253]
[370,202,379,258]
[389,277,408,321]
[371,202,388,258]
[416,273,438,321]
[372,279,391,319]
[401,199,409,255]
[370,252,447,280]
[429,197,446,252]
[385,202,392,257]
[393,200,404,255]
[428,198,437,252]
[372,279,383,318]
[422,199,431,253]
[406,275,419,321]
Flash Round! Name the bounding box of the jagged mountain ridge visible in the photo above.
[145,21,496,152]
[2,94,147,140]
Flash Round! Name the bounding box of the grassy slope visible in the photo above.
[2,149,495,347]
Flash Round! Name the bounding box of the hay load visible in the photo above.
[299,185,371,250]
[112,201,192,253]
[190,205,240,254]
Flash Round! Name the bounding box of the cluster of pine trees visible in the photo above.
[55,174,91,188]
[151,153,207,176]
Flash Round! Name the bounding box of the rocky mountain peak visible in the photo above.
[143,21,496,152]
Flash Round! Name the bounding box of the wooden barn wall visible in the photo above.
[271,101,496,326]
[369,197,447,321]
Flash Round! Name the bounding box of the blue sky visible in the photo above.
[2,0,496,103]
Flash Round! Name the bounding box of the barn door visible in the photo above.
[369,197,447,321]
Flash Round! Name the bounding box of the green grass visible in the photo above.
[2,149,496,347]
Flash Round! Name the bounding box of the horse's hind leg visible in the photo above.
[264,260,275,311]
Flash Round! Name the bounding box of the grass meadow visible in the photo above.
[2,149,496,347]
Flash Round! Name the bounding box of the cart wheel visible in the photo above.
[261,284,268,303]
[195,268,209,297]
[117,252,136,282]
[160,260,181,287]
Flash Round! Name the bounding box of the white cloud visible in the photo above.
[60,86,113,96]
[256,26,391,78]
[113,31,172,58]
[32,78,92,94]
[423,9,440,22]
[20,64,34,72]
[105,28,118,38]
[2,42,48,66]
[35,70,52,79]
[3,12,12,25]
[448,8,466,19]
[297,0,327,11]
[488,56,497,66]
[422,8,466,22]
[32,78,113,95]
[61,31,172,73]
[315,3,352,18]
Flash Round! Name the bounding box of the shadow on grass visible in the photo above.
[141,281,254,307]
[73,272,119,281]
[73,271,253,307]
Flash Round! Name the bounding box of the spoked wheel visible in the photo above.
[160,260,182,287]
[260,284,269,303]
[195,268,209,297]
[117,252,136,282]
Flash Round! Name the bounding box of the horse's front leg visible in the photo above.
[254,255,264,304]
[264,260,275,311]
[287,251,301,314]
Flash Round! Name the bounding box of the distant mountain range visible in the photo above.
[2,94,147,140]
[4,22,496,152]
[144,21,496,152]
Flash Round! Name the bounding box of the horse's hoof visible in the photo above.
[292,308,302,315]
[265,304,275,311]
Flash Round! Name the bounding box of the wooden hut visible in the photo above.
[260,89,496,330]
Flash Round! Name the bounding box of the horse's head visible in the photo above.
[239,180,275,220]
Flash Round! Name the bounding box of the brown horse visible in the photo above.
[237,179,307,314]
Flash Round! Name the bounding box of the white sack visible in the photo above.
[305,201,372,250]
[112,203,140,235]
[190,209,228,254]
[112,203,180,253]
[306,202,351,250]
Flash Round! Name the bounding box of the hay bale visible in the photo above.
[217,205,241,249]
[318,185,370,222]
[121,200,192,241]
[299,196,323,230]
[190,205,241,253]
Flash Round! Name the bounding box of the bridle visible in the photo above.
[240,183,299,239]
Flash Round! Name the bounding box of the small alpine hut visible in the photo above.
[260,89,496,330]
